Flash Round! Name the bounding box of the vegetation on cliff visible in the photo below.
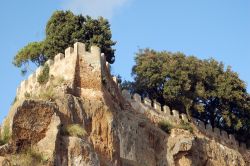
[125,49,250,143]
[13,10,116,74]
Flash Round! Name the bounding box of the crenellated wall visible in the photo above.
[16,42,104,99]
[121,90,249,151]
[14,41,249,152]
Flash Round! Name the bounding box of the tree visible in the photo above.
[13,11,116,73]
[13,42,45,74]
[130,49,250,142]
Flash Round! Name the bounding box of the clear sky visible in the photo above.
[0,0,249,123]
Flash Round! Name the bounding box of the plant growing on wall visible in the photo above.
[37,64,50,85]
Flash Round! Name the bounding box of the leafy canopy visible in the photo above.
[13,10,116,73]
[128,49,250,142]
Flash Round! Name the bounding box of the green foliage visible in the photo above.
[130,49,250,142]
[10,148,47,166]
[158,121,173,134]
[13,42,46,74]
[24,92,31,99]
[13,10,116,73]
[37,64,50,85]
[0,124,11,145]
[38,85,56,101]
[178,121,193,133]
[62,124,86,138]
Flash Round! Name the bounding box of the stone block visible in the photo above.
[45,59,54,66]
[213,127,220,137]
[163,105,171,115]
[16,86,20,95]
[112,77,118,84]
[106,62,110,72]
[28,73,36,83]
[198,121,206,131]
[172,110,179,118]
[101,53,106,64]
[221,130,229,139]
[240,143,247,150]
[229,134,236,146]
[122,90,131,101]
[153,101,161,112]
[91,45,101,56]
[181,114,188,122]
[235,141,240,149]
[144,97,152,107]
[74,42,85,55]
[65,47,74,58]
[206,124,213,133]
[133,93,141,103]
[35,66,43,79]
[54,53,64,62]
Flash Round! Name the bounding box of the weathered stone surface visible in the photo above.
[1,42,249,166]
[12,100,59,151]
[167,129,194,166]
[66,136,100,166]
[36,113,61,161]
[0,157,10,166]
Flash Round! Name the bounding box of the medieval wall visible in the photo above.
[13,41,249,156]
[121,89,249,152]
[16,42,103,99]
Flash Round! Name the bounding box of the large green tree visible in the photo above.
[129,49,250,142]
[13,11,116,73]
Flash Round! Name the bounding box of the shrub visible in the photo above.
[38,85,56,101]
[178,120,193,133]
[0,124,10,146]
[62,124,86,138]
[37,64,50,85]
[52,76,66,86]
[24,92,31,99]
[158,121,173,134]
[10,148,47,166]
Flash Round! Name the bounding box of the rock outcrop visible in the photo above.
[0,42,249,166]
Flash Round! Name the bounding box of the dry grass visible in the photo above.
[10,148,47,166]
[0,120,10,146]
[62,124,86,138]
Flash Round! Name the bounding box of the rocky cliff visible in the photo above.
[0,42,249,166]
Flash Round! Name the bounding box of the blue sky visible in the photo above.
[0,0,249,123]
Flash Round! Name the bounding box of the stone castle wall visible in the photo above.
[14,41,249,152]
[16,42,105,99]
[121,90,249,152]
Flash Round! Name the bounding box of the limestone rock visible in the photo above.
[66,136,100,166]
[12,100,60,152]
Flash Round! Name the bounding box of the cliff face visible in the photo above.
[0,42,249,166]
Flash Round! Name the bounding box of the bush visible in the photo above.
[178,120,193,133]
[62,124,86,138]
[158,121,173,134]
[0,125,10,146]
[37,64,50,85]
[10,148,47,166]
[24,92,31,99]
[38,85,56,101]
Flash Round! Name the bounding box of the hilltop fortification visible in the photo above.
[0,42,249,166]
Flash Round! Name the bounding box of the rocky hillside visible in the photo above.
[0,42,249,166]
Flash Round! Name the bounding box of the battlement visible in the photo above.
[121,90,249,151]
[16,42,104,99]
[14,41,249,152]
